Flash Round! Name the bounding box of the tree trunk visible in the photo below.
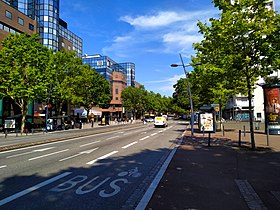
[20,99,28,133]
[247,82,256,149]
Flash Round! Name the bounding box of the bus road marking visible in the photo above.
[0,172,72,207]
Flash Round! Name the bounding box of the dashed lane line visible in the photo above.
[151,133,158,136]
[86,151,119,165]
[106,136,120,140]
[0,165,7,169]
[139,136,150,141]
[59,148,99,162]
[80,141,101,147]
[6,147,55,159]
[28,149,69,161]
[122,141,138,149]
[0,172,72,207]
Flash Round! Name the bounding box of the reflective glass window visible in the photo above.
[5,10,12,19]
[18,17,24,26]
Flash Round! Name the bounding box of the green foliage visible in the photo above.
[0,33,51,131]
[191,0,280,148]
[73,65,111,114]
[121,86,172,118]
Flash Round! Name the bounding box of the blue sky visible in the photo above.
[60,0,280,97]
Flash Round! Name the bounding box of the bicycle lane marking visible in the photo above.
[0,172,72,207]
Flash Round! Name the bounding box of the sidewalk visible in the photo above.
[146,128,280,210]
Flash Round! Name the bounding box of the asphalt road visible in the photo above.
[0,121,185,210]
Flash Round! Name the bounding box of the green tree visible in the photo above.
[73,65,111,119]
[193,0,280,148]
[0,33,50,132]
[46,50,83,115]
[121,85,148,119]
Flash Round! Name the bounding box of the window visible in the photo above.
[61,42,65,47]
[29,23,34,31]
[18,17,24,26]
[5,10,12,19]
[115,97,119,100]
[115,87,119,95]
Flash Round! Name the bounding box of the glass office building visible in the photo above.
[1,0,82,56]
[83,54,116,81]
[82,54,135,87]
[119,62,135,87]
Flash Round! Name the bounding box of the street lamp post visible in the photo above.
[171,53,201,136]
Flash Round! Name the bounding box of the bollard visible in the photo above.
[4,129,7,138]
[16,129,18,137]
[243,125,246,137]
[202,126,205,136]
[239,130,241,147]
[266,124,270,146]
[32,128,34,135]
[222,125,225,136]
[208,132,211,146]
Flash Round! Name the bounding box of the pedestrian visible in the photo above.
[71,120,74,129]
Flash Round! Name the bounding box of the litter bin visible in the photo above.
[255,121,261,130]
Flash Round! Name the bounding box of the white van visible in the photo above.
[154,116,168,128]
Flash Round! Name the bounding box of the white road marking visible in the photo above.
[80,141,100,147]
[6,147,54,158]
[106,136,120,140]
[121,141,138,149]
[59,148,99,162]
[29,149,69,161]
[0,172,72,207]
[151,133,158,136]
[159,130,163,133]
[0,165,7,169]
[118,132,124,134]
[86,151,118,165]
[139,136,150,141]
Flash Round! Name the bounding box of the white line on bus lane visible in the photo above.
[86,151,118,165]
[0,165,7,169]
[0,172,72,207]
[151,133,158,136]
[29,149,69,161]
[121,141,138,149]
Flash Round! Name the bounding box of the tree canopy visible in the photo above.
[191,0,280,148]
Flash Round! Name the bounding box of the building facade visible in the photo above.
[82,54,137,120]
[0,0,82,56]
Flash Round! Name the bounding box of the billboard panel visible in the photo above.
[264,86,280,135]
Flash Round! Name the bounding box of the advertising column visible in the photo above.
[263,84,280,135]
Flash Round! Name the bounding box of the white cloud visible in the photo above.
[144,74,185,96]
[120,10,216,29]
[120,11,184,28]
